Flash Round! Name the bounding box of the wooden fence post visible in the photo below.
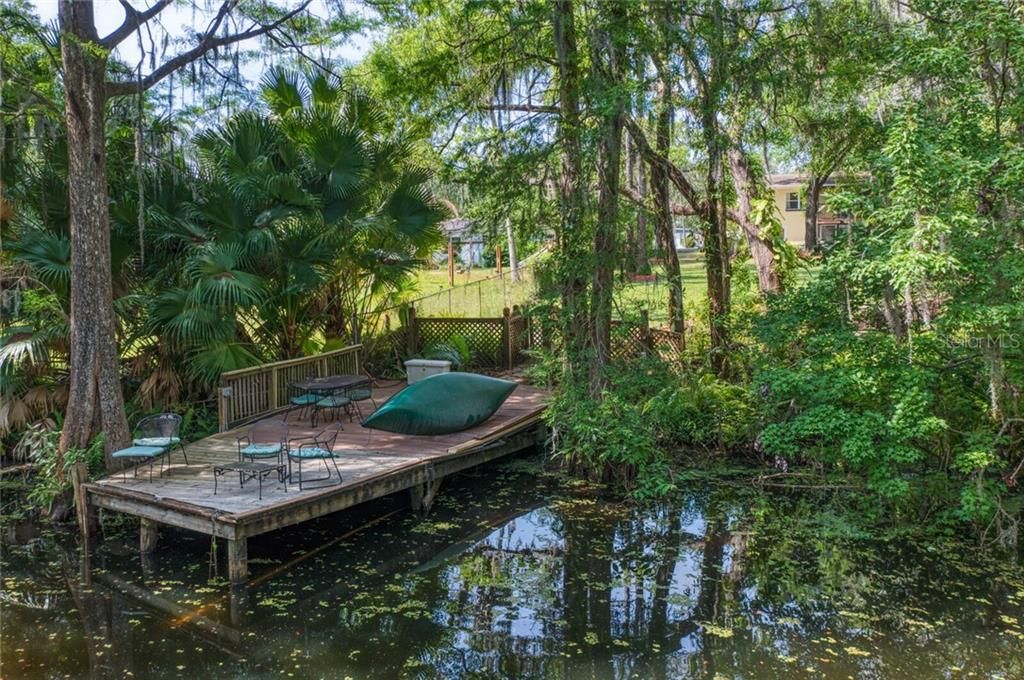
[217,387,229,432]
[496,245,503,276]
[640,309,652,354]
[269,367,279,411]
[502,307,512,369]
[447,241,455,287]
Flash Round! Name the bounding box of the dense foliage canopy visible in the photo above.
[1,0,1022,543]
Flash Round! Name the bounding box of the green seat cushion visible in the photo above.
[112,445,166,459]
[317,396,350,407]
[290,393,320,406]
[289,447,334,459]
[362,372,517,436]
[346,388,373,401]
[133,436,180,447]
[241,443,282,458]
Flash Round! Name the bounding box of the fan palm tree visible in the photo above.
[132,67,446,394]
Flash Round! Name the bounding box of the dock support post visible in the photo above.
[139,518,159,554]
[229,585,251,627]
[410,478,444,515]
[227,537,248,584]
[71,463,98,543]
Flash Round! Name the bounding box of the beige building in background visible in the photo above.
[770,173,851,247]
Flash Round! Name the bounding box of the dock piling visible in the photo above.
[227,537,248,584]
[410,477,444,515]
[140,518,159,554]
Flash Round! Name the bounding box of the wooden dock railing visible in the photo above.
[217,344,363,431]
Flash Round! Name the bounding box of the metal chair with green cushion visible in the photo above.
[236,421,286,464]
[286,427,342,490]
[133,436,181,447]
[133,413,187,465]
[344,387,377,423]
[286,383,319,423]
[111,445,167,482]
[312,392,350,427]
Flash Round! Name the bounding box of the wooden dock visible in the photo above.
[81,382,548,583]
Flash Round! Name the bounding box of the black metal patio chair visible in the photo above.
[285,382,320,423]
[311,388,350,427]
[133,413,188,465]
[344,379,378,423]
[237,420,287,464]
[286,426,342,490]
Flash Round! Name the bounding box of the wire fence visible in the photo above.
[411,266,538,318]
[379,246,548,320]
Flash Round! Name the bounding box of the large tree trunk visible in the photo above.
[703,121,731,376]
[505,216,519,284]
[623,134,638,275]
[651,69,684,336]
[552,0,589,381]
[59,0,131,466]
[728,146,781,294]
[589,7,625,395]
[623,133,650,276]
[634,145,650,274]
[804,175,822,250]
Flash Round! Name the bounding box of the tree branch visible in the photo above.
[101,0,175,50]
[624,116,707,216]
[619,185,694,216]
[104,0,311,98]
[478,103,560,114]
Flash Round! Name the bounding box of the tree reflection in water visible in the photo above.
[1,461,1022,679]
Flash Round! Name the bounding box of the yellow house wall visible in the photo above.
[774,188,806,245]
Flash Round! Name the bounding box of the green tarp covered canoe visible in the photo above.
[362,372,517,436]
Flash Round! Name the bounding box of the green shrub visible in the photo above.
[749,272,1017,527]
[545,355,756,499]
[421,334,472,369]
[547,381,672,499]
[25,428,105,512]
[643,373,756,454]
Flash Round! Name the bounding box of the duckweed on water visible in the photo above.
[1,456,1022,678]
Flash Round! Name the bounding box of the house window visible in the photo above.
[786,192,802,211]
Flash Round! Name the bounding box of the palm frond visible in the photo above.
[7,231,71,295]
[261,66,311,116]
[187,340,263,386]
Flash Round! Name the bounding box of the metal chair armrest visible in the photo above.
[287,435,317,448]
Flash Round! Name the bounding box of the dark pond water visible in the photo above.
[2,456,1023,679]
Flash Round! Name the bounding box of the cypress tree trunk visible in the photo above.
[634,146,649,274]
[701,4,732,376]
[505,216,518,284]
[589,6,625,395]
[651,70,684,336]
[58,0,131,466]
[552,0,589,381]
[728,146,781,294]
[804,175,821,250]
[623,134,638,275]
[703,120,731,376]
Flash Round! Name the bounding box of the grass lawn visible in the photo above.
[409,266,537,317]
[409,253,815,325]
